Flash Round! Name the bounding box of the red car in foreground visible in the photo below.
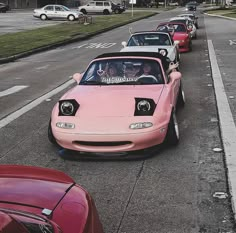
[0,165,104,233]
[157,22,192,52]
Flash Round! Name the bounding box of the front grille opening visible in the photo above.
[73,141,132,147]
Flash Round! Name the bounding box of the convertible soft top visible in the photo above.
[95,51,170,71]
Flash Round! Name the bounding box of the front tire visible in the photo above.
[165,110,179,146]
[48,120,58,146]
[177,82,185,108]
[40,14,47,20]
[68,14,75,21]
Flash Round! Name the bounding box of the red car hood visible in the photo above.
[62,85,164,117]
[0,165,74,210]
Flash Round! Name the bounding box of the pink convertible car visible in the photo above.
[48,52,185,154]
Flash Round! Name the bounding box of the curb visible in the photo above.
[204,12,236,20]
[0,13,157,65]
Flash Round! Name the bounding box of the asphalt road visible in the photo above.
[0,7,236,233]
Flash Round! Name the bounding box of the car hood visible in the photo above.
[61,85,164,117]
[0,178,73,210]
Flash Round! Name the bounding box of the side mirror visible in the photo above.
[73,73,83,83]
[121,41,127,48]
[169,71,182,81]
[174,40,179,45]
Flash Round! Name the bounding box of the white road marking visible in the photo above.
[229,40,236,45]
[208,40,236,218]
[0,86,28,98]
[0,79,75,129]
[36,65,50,70]
[86,43,116,48]
[73,43,116,49]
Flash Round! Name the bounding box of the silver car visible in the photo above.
[33,5,83,21]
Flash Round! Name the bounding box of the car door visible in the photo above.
[95,1,103,13]
[54,5,67,19]
[43,5,54,18]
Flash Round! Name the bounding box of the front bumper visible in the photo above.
[53,126,168,153]
[178,41,190,52]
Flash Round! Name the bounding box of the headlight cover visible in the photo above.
[158,48,168,57]
[58,99,79,116]
[134,98,156,116]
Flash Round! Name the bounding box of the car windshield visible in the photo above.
[127,33,171,46]
[80,58,164,85]
[167,23,186,32]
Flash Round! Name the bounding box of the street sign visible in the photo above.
[129,0,136,4]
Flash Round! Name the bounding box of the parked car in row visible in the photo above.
[120,31,180,62]
[78,1,113,15]
[0,164,104,233]
[48,52,184,155]
[111,2,126,14]
[33,4,84,21]
[157,22,192,52]
[185,2,197,11]
[0,2,10,13]
[178,13,199,29]
[170,16,197,39]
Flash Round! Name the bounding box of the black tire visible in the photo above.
[114,9,119,14]
[103,9,109,15]
[48,120,58,146]
[81,9,87,14]
[189,40,192,52]
[165,110,179,146]
[177,82,185,108]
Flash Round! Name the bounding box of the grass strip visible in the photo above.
[0,11,155,58]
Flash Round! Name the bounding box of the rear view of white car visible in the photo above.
[33,4,83,21]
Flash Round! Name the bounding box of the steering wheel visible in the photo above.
[136,75,158,83]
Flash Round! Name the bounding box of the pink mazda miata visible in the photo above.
[0,165,104,233]
[48,52,185,154]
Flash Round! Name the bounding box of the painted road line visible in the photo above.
[0,79,75,129]
[208,40,236,217]
[0,86,28,98]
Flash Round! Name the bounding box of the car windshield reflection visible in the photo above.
[80,58,164,85]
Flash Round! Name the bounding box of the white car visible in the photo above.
[177,13,199,29]
[169,17,197,39]
[78,1,113,15]
[120,31,180,62]
[33,4,83,21]
[169,2,179,6]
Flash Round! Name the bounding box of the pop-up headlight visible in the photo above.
[158,48,168,57]
[134,98,156,116]
[58,99,79,116]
